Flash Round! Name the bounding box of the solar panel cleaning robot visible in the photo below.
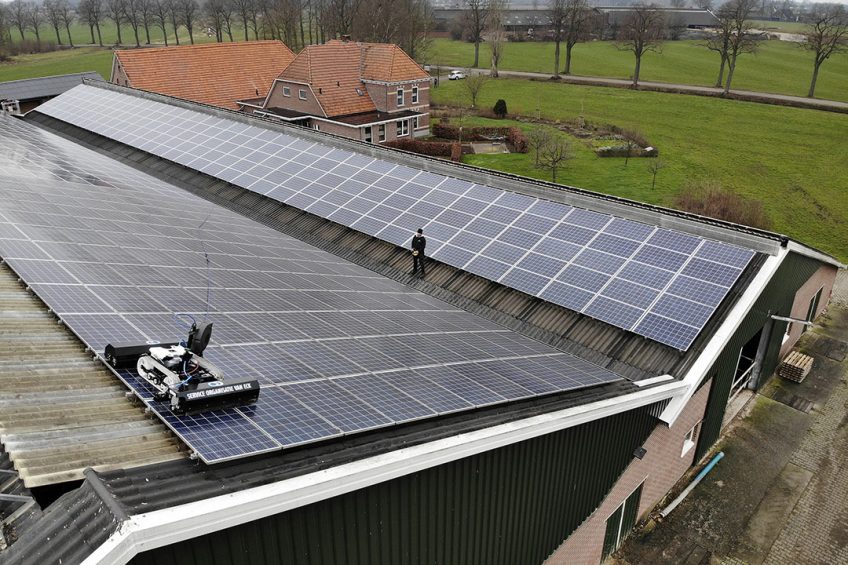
[104,321,261,414]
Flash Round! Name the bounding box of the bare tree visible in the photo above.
[106,0,126,44]
[488,0,505,77]
[528,125,553,167]
[463,0,488,68]
[26,1,43,46]
[206,0,226,41]
[549,0,590,77]
[800,4,848,98]
[58,0,75,46]
[152,0,169,44]
[719,0,758,94]
[327,0,361,37]
[166,0,180,44]
[704,7,733,86]
[220,0,236,41]
[139,0,155,43]
[9,0,29,42]
[231,0,252,40]
[463,71,488,108]
[615,3,664,87]
[696,0,712,7]
[0,4,12,54]
[178,0,198,43]
[125,0,143,46]
[669,0,686,6]
[43,0,64,44]
[79,0,105,45]
[648,159,666,189]
[538,137,573,182]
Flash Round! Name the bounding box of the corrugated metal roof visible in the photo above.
[0,263,185,488]
[0,73,103,102]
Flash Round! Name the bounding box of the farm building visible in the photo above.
[0,80,841,565]
[0,72,103,115]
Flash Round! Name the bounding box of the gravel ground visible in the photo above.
[831,269,848,308]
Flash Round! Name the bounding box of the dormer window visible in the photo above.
[411,86,419,104]
[397,88,404,106]
[299,89,307,100]
[283,86,291,97]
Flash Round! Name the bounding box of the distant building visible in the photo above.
[246,39,430,144]
[110,41,295,110]
[0,72,103,114]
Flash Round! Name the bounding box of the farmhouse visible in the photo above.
[110,41,295,110]
[245,39,430,144]
[0,80,841,565]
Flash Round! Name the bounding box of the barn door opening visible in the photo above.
[601,483,643,562]
[728,328,763,405]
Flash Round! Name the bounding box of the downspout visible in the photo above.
[658,451,724,519]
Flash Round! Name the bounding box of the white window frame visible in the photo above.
[299,89,307,100]
[681,421,701,457]
[397,120,409,137]
[413,116,420,129]
[803,286,824,333]
[378,124,386,142]
[397,87,404,106]
[411,85,419,104]
[282,86,291,97]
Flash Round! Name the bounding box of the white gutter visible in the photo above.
[786,240,845,270]
[82,379,686,565]
[659,247,788,424]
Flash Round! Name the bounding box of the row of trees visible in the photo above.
[460,0,846,98]
[0,0,433,56]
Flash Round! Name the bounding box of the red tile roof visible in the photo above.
[114,41,295,110]
[275,40,428,118]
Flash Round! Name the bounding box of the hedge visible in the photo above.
[384,138,463,161]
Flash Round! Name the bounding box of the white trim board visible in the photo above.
[659,247,788,424]
[82,379,686,565]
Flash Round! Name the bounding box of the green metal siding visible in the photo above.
[131,404,661,565]
[695,252,822,460]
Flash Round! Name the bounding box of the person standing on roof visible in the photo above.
[411,228,426,277]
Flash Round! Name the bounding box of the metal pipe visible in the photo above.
[659,451,725,518]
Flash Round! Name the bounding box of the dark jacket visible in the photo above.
[411,235,426,254]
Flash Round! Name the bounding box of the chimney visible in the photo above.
[341,34,351,42]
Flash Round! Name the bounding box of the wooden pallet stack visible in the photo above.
[779,352,814,383]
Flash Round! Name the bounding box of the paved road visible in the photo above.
[617,303,848,565]
[463,69,848,114]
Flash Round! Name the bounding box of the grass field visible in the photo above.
[426,38,848,102]
[749,19,810,33]
[431,78,848,260]
[0,47,113,81]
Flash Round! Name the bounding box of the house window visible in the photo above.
[378,124,386,142]
[682,421,701,457]
[803,286,824,333]
[397,88,404,106]
[413,116,420,129]
[313,123,320,131]
[299,89,307,100]
[602,483,643,560]
[364,126,372,143]
[411,86,419,104]
[283,86,291,97]
[397,120,409,137]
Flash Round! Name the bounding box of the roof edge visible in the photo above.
[81,379,685,565]
[0,71,102,86]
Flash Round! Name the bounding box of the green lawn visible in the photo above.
[431,78,848,260]
[426,38,848,102]
[0,47,113,81]
[749,19,810,33]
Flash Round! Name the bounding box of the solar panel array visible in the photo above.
[37,85,757,350]
[0,115,622,464]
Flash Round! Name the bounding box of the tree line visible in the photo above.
[460,0,847,98]
[0,0,432,56]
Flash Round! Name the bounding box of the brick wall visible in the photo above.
[779,264,838,358]
[265,81,325,116]
[545,382,713,565]
[365,81,430,113]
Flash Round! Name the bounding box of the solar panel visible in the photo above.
[36,85,758,350]
[0,114,623,464]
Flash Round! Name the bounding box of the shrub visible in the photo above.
[493,99,508,118]
[384,138,454,158]
[675,181,771,230]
